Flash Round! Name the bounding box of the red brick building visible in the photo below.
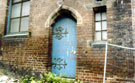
[0,0,135,82]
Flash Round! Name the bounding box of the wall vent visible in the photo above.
[95,0,103,3]
[96,0,102,1]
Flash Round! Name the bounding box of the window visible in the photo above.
[7,0,30,34]
[94,9,107,41]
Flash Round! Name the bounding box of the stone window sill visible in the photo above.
[90,41,107,48]
[3,33,29,41]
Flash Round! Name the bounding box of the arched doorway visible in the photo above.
[51,10,77,78]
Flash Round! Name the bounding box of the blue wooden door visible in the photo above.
[51,16,77,78]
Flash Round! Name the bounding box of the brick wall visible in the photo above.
[106,0,134,82]
[0,0,134,83]
[0,0,7,35]
[0,0,7,60]
[131,0,135,81]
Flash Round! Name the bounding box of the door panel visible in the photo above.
[51,16,77,78]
